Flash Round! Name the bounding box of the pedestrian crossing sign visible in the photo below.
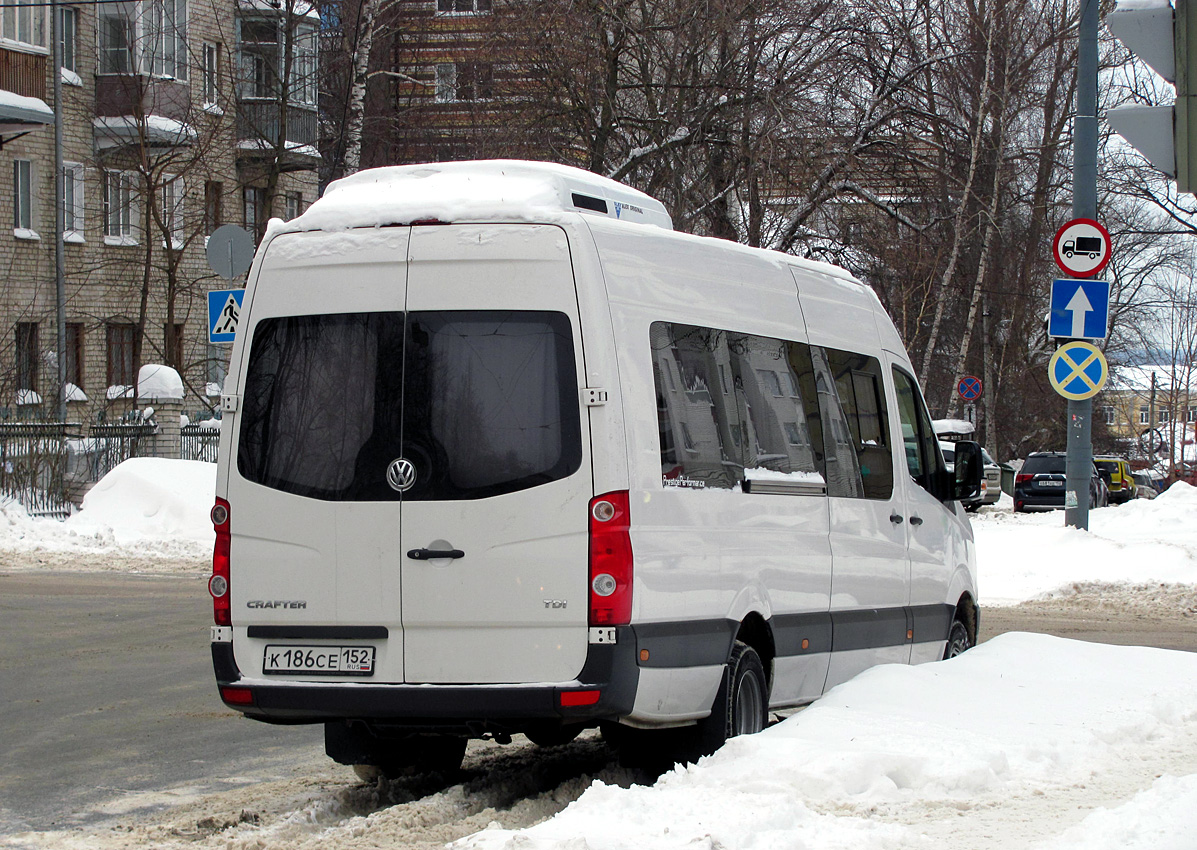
[208,289,245,344]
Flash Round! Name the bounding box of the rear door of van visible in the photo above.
[399,224,592,684]
[228,223,592,687]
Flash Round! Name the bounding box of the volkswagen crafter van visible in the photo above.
[209,161,982,773]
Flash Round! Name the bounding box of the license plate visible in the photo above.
[1040,480,1064,487]
[262,645,375,676]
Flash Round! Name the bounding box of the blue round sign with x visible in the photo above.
[958,376,982,401]
[1048,341,1108,400]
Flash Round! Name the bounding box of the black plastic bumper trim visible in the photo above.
[247,625,389,640]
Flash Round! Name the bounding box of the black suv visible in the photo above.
[1014,452,1109,512]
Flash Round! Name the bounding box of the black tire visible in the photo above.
[943,619,972,659]
[694,641,769,758]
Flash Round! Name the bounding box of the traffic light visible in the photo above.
[1107,0,1197,194]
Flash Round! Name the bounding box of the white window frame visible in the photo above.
[104,170,138,245]
[98,0,188,79]
[161,175,184,248]
[1102,405,1115,426]
[293,23,317,106]
[62,161,84,242]
[434,63,456,103]
[2,0,46,51]
[1159,407,1172,424]
[202,41,220,105]
[435,0,492,15]
[1139,406,1150,425]
[59,6,77,73]
[13,159,36,239]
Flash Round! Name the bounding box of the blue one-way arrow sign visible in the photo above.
[1049,279,1110,340]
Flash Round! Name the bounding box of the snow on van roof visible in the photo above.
[277,160,674,235]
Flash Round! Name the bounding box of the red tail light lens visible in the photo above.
[1015,474,1032,485]
[210,497,231,626]
[589,490,632,626]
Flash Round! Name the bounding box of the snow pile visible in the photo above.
[458,633,1197,850]
[973,484,1197,604]
[0,458,214,564]
[137,364,185,400]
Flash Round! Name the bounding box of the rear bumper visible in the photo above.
[212,627,639,733]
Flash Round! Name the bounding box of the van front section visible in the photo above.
[210,223,640,764]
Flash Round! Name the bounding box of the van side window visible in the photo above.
[823,348,893,500]
[807,346,863,498]
[892,367,948,500]
[651,323,738,489]
[728,333,822,483]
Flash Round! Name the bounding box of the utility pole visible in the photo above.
[52,0,65,423]
[1064,0,1099,531]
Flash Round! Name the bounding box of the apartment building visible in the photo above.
[0,0,318,424]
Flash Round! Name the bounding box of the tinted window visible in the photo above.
[1022,455,1066,475]
[651,322,825,491]
[892,367,948,500]
[824,348,892,500]
[238,310,581,501]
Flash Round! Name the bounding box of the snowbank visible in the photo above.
[458,632,1197,850]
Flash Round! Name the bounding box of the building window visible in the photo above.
[104,170,138,243]
[1159,408,1171,424]
[59,7,77,73]
[98,0,187,78]
[435,62,493,102]
[161,175,184,247]
[1139,406,1149,425]
[2,0,46,49]
[238,18,278,98]
[1102,406,1115,425]
[436,0,491,13]
[202,41,220,105]
[12,159,33,234]
[106,322,137,388]
[99,2,134,73]
[293,25,317,105]
[203,180,222,235]
[243,185,266,240]
[1189,407,1197,423]
[284,191,302,220]
[15,322,38,391]
[62,162,84,241]
[65,322,84,389]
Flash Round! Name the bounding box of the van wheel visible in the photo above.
[943,620,971,659]
[694,641,768,757]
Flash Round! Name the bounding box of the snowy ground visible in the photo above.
[4,461,1197,849]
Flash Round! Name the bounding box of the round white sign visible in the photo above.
[1052,219,1111,278]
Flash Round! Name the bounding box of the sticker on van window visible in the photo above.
[663,477,706,489]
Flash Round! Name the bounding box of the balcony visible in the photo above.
[0,47,45,100]
[95,75,191,123]
[236,100,319,171]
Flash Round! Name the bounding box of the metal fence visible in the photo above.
[181,423,220,463]
[86,422,159,482]
[0,422,74,518]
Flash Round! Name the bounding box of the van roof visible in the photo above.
[276,160,674,235]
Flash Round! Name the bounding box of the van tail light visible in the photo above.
[210,498,231,626]
[1015,474,1032,485]
[589,491,632,626]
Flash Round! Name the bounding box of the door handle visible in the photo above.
[909,515,924,526]
[889,513,904,524]
[407,548,465,560]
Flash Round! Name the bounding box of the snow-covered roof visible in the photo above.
[0,90,53,133]
[276,160,674,236]
[94,115,196,150]
[932,418,975,436]
[1109,365,1194,393]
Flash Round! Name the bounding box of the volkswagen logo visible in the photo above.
[386,458,417,492]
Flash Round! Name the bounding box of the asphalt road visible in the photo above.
[2,570,1194,834]
[0,571,322,834]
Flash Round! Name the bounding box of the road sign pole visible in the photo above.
[1067,0,1099,531]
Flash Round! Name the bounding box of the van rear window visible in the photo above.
[237,310,581,501]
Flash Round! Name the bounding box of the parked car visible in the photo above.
[1093,456,1136,504]
[1014,452,1108,512]
[1132,471,1159,499]
[940,442,1001,511]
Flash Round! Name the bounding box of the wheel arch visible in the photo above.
[733,611,776,692]
[952,592,979,645]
